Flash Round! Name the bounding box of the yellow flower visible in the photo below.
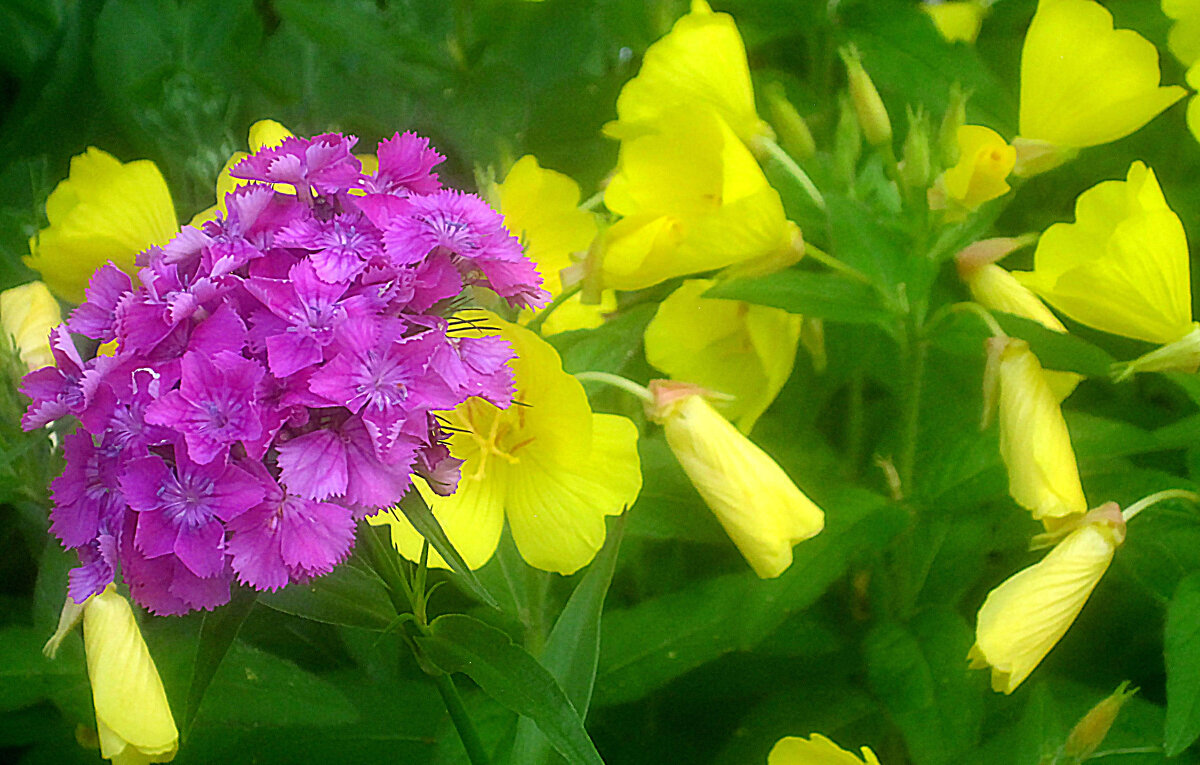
[495,155,614,334]
[929,125,1014,219]
[604,0,771,147]
[1165,0,1200,67]
[1013,162,1194,345]
[922,1,987,44]
[643,279,801,433]
[646,381,824,578]
[986,338,1087,523]
[44,585,179,764]
[371,314,641,574]
[969,506,1125,694]
[768,734,881,764]
[602,105,799,291]
[1015,0,1184,172]
[26,148,177,303]
[0,281,61,371]
[190,119,296,226]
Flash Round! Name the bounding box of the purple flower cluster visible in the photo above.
[23,132,548,614]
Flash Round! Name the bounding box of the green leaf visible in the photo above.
[183,587,257,737]
[0,625,84,713]
[704,269,893,325]
[824,194,910,296]
[258,558,395,631]
[416,614,604,765]
[394,490,500,609]
[864,609,985,765]
[930,310,1116,378]
[1166,572,1200,755]
[510,520,625,765]
[595,488,905,706]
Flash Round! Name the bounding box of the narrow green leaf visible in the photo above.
[183,587,257,737]
[417,614,604,765]
[1166,572,1200,755]
[510,519,626,765]
[258,558,395,631]
[704,269,893,325]
[595,489,905,706]
[864,609,985,765]
[393,489,500,609]
[993,312,1116,378]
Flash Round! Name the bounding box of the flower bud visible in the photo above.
[938,83,969,166]
[646,381,824,577]
[0,281,61,371]
[928,125,1015,219]
[1063,681,1136,761]
[834,94,862,183]
[763,82,817,160]
[900,107,933,192]
[840,46,892,147]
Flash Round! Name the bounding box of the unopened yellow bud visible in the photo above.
[764,82,817,160]
[969,505,1125,694]
[82,584,178,764]
[929,125,1014,219]
[986,338,1087,522]
[840,46,892,147]
[647,381,824,578]
[0,281,61,371]
[1063,681,1137,761]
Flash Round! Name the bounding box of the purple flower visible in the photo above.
[381,190,549,308]
[363,132,444,196]
[68,263,133,342]
[230,134,363,197]
[49,432,125,549]
[121,447,264,579]
[274,211,384,283]
[21,326,106,430]
[68,534,118,603]
[144,350,265,464]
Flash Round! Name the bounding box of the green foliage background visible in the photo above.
[3,0,1200,763]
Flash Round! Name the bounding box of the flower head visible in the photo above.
[646,381,824,578]
[644,279,801,432]
[985,338,1087,523]
[768,734,881,764]
[25,130,548,614]
[26,148,177,302]
[1017,0,1184,171]
[0,281,61,371]
[929,125,1014,219]
[970,505,1126,693]
[371,314,642,574]
[605,0,771,147]
[1013,162,1193,345]
[603,105,798,291]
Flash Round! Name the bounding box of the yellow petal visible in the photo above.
[497,155,597,295]
[1019,0,1184,149]
[651,389,823,578]
[0,281,62,371]
[606,0,770,146]
[644,279,801,432]
[768,734,882,765]
[1169,15,1200,66]
[993,339,1088,521]
[922,1,987,44]
[1014,162,1193,344]
[536,289,618,336]
[247,119,294,151]
[26,148,177,303]
[935,125,1014,215]
[970,517,1122,694]
[83,584,178,763]
[506,413,642,574]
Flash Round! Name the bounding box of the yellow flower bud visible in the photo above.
[644,279,802,432]
[986,338,1087,522]
[1017,0,1184,159]
[763,82,816,161]
[26,148,178,303]
[646,381,824,578]
[82,584,179,763]
[969,505,1125,694]
[1063,681,1136,761]
[1013,161,1193,346]
[0,281,61,371]
[922,1,987,44]
[929,125,1014,219]
[840,46,893,148]
[768,733,881,764]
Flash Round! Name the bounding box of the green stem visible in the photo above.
[897,317,927,496]
[433,672,491,765]
[573,371,654,403]
[1123,489,1200,522]
[579,190,605,211]
[525,281,582,336]
[804,242,873,285]
[754,135,826,210]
